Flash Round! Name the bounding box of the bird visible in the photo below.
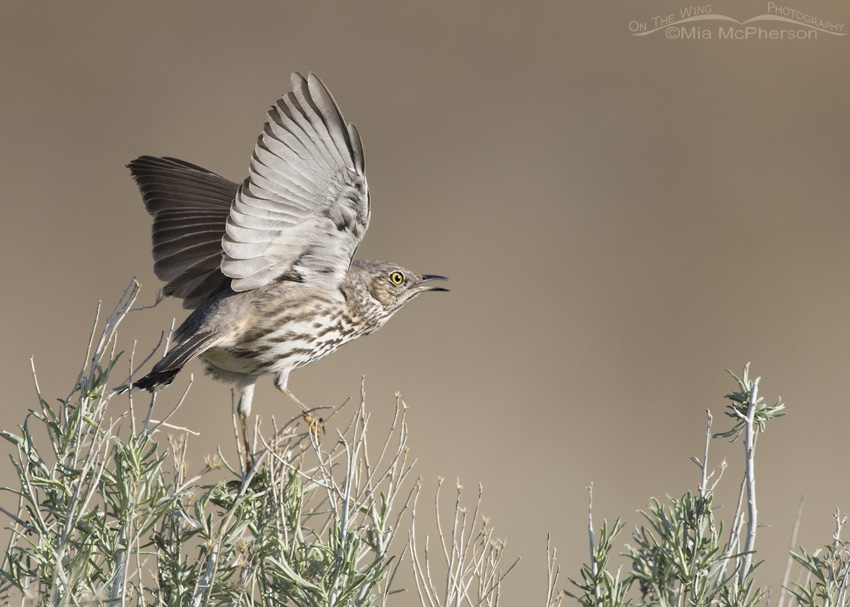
[128,72,448,437]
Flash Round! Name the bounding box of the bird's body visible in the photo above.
[134,259,440,412]
[129,73,446,420]
[198,280,364,382]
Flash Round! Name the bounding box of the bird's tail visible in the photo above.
[133,331,218,392]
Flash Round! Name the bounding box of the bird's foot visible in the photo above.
[303,413,326,440]
[278,388,332,441]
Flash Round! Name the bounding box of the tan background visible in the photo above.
[2,1,850,602]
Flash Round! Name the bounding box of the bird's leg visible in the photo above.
[274,371,309,411]
[236,383,256,469]
[279,388,310,411]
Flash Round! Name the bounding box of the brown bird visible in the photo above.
[129,72,447,430]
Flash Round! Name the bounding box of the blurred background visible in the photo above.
[2,0,849,601]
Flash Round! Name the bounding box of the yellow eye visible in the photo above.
[390,271,404,285]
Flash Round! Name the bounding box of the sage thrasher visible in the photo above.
[129,72,447,431]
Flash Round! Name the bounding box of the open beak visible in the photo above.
[417,274,449,293]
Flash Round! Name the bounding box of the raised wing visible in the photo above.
[221,72,369,291]
[128,156,237,309]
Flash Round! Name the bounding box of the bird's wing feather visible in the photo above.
[128,156,237,309]
[221,72,370,291]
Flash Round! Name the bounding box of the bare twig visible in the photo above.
[739,376,760,583]
[777,496,805,607]
[545,534,563,607]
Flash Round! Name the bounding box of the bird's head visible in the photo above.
[349,259,448,329]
